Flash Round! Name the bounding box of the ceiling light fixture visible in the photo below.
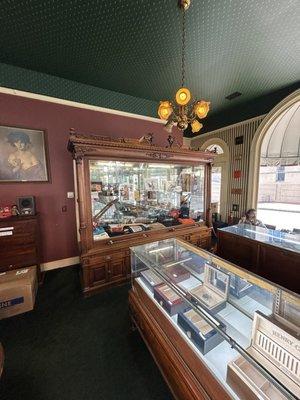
[158,0,210,134]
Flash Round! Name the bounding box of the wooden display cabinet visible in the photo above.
[68,131,214,296]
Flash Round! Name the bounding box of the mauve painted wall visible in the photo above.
[0,93,182,264]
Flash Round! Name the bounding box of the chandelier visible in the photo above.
[157,0,210,134]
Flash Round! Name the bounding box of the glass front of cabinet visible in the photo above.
[131,239,300,400]
[220,224,300,253]
[89,160,205,241]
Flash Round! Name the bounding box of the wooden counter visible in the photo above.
[217,226,300,293]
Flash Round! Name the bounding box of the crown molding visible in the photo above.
[0,86,164,124]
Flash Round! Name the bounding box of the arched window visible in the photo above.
[205,144,224,155]
[256,100,300,230]
[201,138,229,222]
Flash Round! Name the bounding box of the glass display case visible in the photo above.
[220,224,300,253]
[90,160,205,240]
[68,132,214,296]
[130,238,300,400]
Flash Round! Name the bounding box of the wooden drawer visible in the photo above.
[0,233,35,247]
[0,215,41,282]
[0,245,37,271]
[0,220,37,235]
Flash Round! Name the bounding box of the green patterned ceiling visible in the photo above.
[0,0,299,118]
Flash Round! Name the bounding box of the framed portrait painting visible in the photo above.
[0,125,50,182]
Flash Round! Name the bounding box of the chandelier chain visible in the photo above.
[181,6,186,88]
[157,0,210,133]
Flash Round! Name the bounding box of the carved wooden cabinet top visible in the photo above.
[67,130,215,164]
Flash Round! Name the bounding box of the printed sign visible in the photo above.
[0,297,24,309]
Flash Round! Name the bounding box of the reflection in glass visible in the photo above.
[90,161,205,240]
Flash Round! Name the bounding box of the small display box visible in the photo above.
[190,264,229,314]
[178,309,225,354]
[180,253,206,275]
[227,311,300,399]
[163,263,190,284]
[154,284,188,316]
[229,274,253,299]
[140,269,163,290]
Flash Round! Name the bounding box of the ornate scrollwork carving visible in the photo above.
[145,152,174,159]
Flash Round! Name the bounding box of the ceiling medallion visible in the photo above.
[158,0,210,134]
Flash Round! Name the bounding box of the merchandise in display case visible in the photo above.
[228,310,300,399]
[228,274,254,299]
[218,224,300,293]
[68,132,214,296]
[154,283,189,316]
[140,269,163,289]
[164,263,191,283]
[90,160,205,240]
[178,308,226,354]
[190,264,229,314]
[130,238,300,400]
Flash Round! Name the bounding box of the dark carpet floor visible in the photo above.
[0,266,173,400]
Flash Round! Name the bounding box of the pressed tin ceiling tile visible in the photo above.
[0,0,299,117]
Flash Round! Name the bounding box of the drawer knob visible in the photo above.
[108,240,114,245]
[143,233,148,238]
[106,256,111,260]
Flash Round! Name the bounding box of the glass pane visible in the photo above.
[257,165,300,231]
[90,161,205,241]
[131,238,298,400]
[131,238,275,351]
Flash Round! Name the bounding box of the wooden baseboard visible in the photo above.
[41,256,80,272]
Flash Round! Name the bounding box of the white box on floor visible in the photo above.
[0,266,38,319]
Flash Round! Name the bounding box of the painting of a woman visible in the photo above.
[0,126,49,182]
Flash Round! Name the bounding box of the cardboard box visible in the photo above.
[0,266,37,319]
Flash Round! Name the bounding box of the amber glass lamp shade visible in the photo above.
[194,100,210,119]
[175,87,191,106]
[191,119,203,133]
[158,101,173,120]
